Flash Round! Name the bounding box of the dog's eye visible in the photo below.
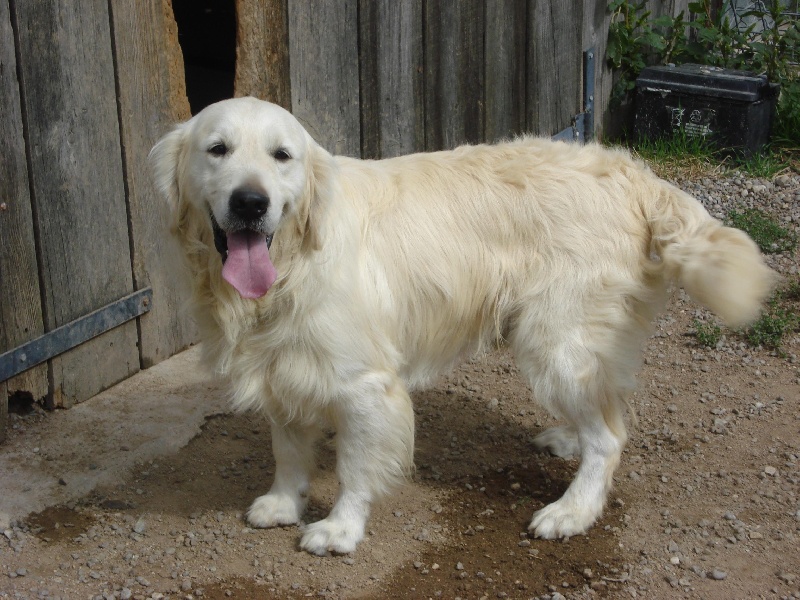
[274,148,291,162]
[208,143,229,157]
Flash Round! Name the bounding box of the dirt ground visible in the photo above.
[1,287,798,600]
[1,204,799,600]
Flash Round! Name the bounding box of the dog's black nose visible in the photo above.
[230,189,269,221]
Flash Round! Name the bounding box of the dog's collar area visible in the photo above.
[210,213,273,263]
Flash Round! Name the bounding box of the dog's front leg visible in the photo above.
[300,374,414,555]
[247,421,319,528]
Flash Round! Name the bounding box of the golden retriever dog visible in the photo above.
[150,97,774,555]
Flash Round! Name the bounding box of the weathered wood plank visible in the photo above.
[527,0,583,136]
[584,0,613,139]
[109,0,196,369]
[0,0,48,403]
[234,0,291,109]
[360,0,424,159]
[0,381,6,444]
[288,0,360,156]
[14,0,139,407]
[358,0,380,158]
[485,0,527,142]
[424,0,485,150]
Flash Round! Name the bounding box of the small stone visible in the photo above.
[15,568,27,577]
[120,589,132,600]
[456,562,464,570]
[181,579,192,591]
[710,568,727,580]
[764,466,777,476]
[414,529,431,541]
[670,556,680,565]
[133,519,147,534]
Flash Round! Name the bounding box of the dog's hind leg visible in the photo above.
[528,398,626,538]
[247,421,319,528]
[513,319,629,539]
[300,374,414,555]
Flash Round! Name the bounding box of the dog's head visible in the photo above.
[149,97,333,299]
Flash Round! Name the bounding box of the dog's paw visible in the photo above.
[532,426,580,459]
[247,492,304,528]
[528,499,598,539]
[300,517,365,556]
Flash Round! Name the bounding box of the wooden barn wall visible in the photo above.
[0,0,192,440]
[263,0,688,158]
[1,0,691,440]
[109,0,195,369]
[0,0,48,439]
[13,0,141,408]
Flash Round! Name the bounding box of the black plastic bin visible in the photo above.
[634,64,779,155]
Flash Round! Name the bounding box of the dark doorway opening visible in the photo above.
[172,0,236,115]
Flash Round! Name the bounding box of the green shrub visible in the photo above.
[773,79,800,146]
[693,318,722,348]
[743,279,800,350]
[745,303,798,349]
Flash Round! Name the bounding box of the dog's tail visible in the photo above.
[647,180,776,328]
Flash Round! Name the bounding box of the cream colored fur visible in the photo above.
[150,97,775,555]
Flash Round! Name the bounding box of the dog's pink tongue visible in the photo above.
[222,231,277,299]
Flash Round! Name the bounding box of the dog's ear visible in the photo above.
[149,122,190,213]
[299,138,336,252]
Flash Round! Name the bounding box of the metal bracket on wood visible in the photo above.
[552,47,596,143]
[0,288,152,383]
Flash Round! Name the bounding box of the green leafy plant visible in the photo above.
[773,79,800,145]
[693,318,722,348]
[607,0,660,104]
[742,1,800,84]
[607,1,692,104]
[782,278,800,301]
[685,0,755,69]
[727,208,798,254]
[745,301,799,349]
[740,280,800,351]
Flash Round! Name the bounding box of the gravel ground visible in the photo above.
[1,163,798,600]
